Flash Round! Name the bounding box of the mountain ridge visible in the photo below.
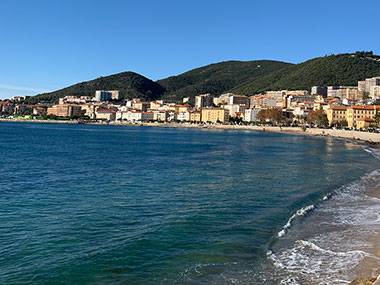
[25,52,380,104]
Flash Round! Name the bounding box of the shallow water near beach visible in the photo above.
[1,122,380,284]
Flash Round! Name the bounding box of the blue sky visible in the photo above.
[0,0,379,99]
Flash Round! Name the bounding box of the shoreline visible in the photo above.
[2,118,380,145]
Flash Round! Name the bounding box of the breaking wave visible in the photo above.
[277,205,315,238]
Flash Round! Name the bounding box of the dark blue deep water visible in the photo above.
[1,122,380,284]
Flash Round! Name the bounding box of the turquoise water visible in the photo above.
[0,122,379,284]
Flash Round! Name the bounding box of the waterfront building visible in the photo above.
[80,104,97,119]
[356,118,376,129]
[14,104,36,115]
[152,110,169,122]
[116,111,154,122]
[0,101,13,115]
[326,106,348,126]
[244,108,264,122]
[47,105,84,117]
[176,111,190,122]
[95,109,116,121]
[32,106,46,116]
[346,105,378,128]
[201,108,229,124]
[189,110,202,122]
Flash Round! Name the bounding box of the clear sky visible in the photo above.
[0,0,379,99]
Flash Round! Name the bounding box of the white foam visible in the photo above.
[277,205,315,237]
[363,147,380,161]
[297,240,367,257]
[323,193,333,201]
[268,239,367,283]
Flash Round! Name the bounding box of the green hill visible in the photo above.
[231,53,380,95]
[26,52,380,104]
[157,60,292,101]
[26,72,166,104]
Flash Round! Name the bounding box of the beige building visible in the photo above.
[326,106,347,126]
[356,118,376,129]
[116,111,153,122]
[0,101,13,115]
[95,109,116,121]
[327,86,363,100]
[133,102,150,111]
[152,110,168,122]
[108,90,120,100]
[189,110,202,122]
[250,95,277,108]
[201,108,229,124]
[327,105,380,128]
[346,105,378,128]
[47,105,84,117]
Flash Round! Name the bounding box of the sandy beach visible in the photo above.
[141,122,380,145]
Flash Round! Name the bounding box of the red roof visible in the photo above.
[358,117,375,122]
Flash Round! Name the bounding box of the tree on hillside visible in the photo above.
[307,109,328,128]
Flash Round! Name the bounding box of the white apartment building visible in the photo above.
[176,112,190,122]
[244,108,264,122]
[116,111,153,122]
[222,104,246,117]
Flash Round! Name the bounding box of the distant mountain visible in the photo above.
[26,72,165,104]
[231,53,380,95]
[26,52,380,104]
[157,60,292,101]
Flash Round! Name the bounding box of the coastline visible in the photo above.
[2,118,380,284]
[2,118,380,145]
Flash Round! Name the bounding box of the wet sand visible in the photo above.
[351,186,380,285]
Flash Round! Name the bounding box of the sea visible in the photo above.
[1,122,380,284]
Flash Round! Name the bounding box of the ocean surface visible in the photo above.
[1,122,380,284]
